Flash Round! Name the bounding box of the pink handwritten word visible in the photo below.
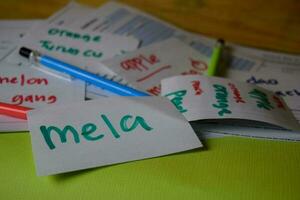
[191,80,203,95]
[181,58,208,75]
[120,54,160,72]
[272,95,286,109]
[181,69,198,75]
[147,85,161,96]
[0,74,48,86]
[136,65,171,82]
[11,94,57,105]
[190,58,208,72]
[228,83,245,103]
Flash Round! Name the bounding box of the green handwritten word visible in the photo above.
[40,114,153,150]
[39,40,103,58]
[48,28,101,43]
[83,49,102,58]
[40,40,79,56]
[165,90,188,113]
[212,84,232,116]
[248,89,274,110]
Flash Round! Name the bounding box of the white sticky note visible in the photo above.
[101,38,209,95]
[0,20,40,60]
[0,63,85,132]
[161,75,300,132]
[6,24,139,75]
[225,69,300,123]
[4,23,140,99]
[67,1,300,74]
[69,1,186,47]
[46,2,94,26]
[27,96,202,176]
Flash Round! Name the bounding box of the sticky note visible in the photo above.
[0,20,39,60]
[4,23,140,99]
[161,75,300,132]
[6,24,139,75]
[27,96,202,176]
[0,63,85,132]
[101,38,210,95]
[224,69,300,123]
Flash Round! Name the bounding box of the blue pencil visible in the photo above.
[19,47,149,97]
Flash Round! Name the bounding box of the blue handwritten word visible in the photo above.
[275,89,300,97]
[247,76,278,85]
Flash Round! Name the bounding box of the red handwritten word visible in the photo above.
[136,65,171,82]
[272,95,286,109]
[181,69,199,75]
[191,80,203,95]
[0,74,48,86]
[147,85,161,96]
[181,58,208,75]
[228,83,246,103]
[190,58,208,72]
[11,94,57,105]
[120,54,160,72]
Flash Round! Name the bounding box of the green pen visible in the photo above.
[206,39,225,76]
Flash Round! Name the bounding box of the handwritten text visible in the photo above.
[212,84,232,116]
[249,89,274,110]
[165,90,188,113]
[40,114,153,150]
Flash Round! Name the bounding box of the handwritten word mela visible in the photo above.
[39,114,153,150]
[0,74,56,105]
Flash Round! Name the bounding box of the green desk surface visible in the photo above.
[1,132,299,199]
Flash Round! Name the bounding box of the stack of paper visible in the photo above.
[1,1,299,176]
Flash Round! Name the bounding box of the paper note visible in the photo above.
[67,1,300,76]
[41,2,119,99]
[27,96,202,176]
[189,33,300,74]
[0,20,40,60]
[46,2,94,26]
[47,2,263,85]
[226,48,300,75]
[101,38,209,95]
[69,1,186,47]
[184,33,263,73]
[6,23,139,75]
[161,75,300,132]
[229,42,300,67]
[5,22,139,99]
[224,69,300,123]
[0,63,85,132]
[68,1,264,74]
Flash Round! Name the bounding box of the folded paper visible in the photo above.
[161,75,300,132]
[27,96,202,176]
